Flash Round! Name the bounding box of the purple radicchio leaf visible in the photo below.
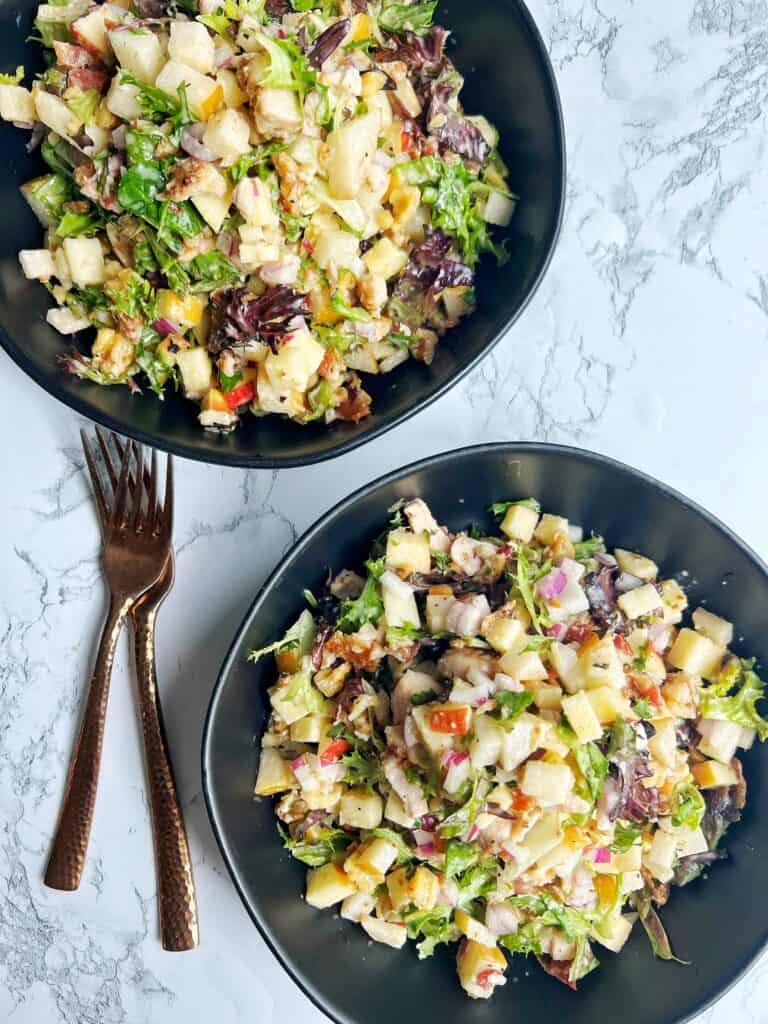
[535,955,577,991]
[401,230,474,300]
[375,26,448,67]
[583,564,624,632]
[209,286,310,353]
[265,0,292,16]
[672,849,727,887]
[134,0,164,16]
[308,18,351,69]
[632,889,688,963]
[432,115,490,163]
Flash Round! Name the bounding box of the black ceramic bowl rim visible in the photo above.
[0,0,565,469]
[202,440,768,1024]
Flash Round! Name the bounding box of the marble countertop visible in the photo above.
[2,0,768,1020]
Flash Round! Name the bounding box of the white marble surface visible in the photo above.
[2,0,768,1020]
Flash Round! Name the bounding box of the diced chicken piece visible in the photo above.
[253,87,302,139]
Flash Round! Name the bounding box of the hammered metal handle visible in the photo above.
[45,596,132,891]
[133,606,199,951]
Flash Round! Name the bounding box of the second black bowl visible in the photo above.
[203,443,768,1024]
[0,0,564,467]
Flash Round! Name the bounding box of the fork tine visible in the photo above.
[160,454,174,537]
[95,426,119,494]
[131,444,145,529]
[147,448,159,530]
[80,431,108,528]
[110,440,133,528]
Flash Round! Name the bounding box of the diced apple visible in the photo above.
[306,863,357,909]
[326,111,379,198]
[579,636,624,689]
[109,29,164,83]
[359,915,407,948]
[562,691,603,743]
[254,748,295,795]
[386,528,431,574]
[35,91,80,137]
[106,78,142,119]
[697,718,742,764]
[620,871,645,895]
[363,237,408,280]
[585,686,628,725]
[643,829,677,883]
[469,713,503,769]
[63,237,104,286]
[216,67,247,108]
[168,21,215,74]
[456,939,507,998]
[339,787,383,830]
[499,714,538,771]
[692,607,733,648]
[661,674,698,719]
[550,642,583,693]
[312,228,360,272]
[411,703,454,756]
[455,909,497,947]
[660,578,688,624]
[387,865,438,912]
[484,616,526,654]
[482,191,516,227]
[426,593,454,633]
[47,307,90,334]
[593,913,636,954]
[668,628,723,680]
[385,790,416,829]
[345,838,398,893]
[500,503,539,543]
[203,107,250,161]
[381,571,420,630]
[155,60,223,120]
[176,346,213,398]
[515,811,563,872]
[498,650,547,681]
[253,87,302,137]
[617,582,663,620]
[533,513,569,545]
[691,759,739,789]
[19,249,55,281]
[647,718,677,769]
[531,682,563,711]
[614,548,658,581]
[340,891,375,922]
[520,760,574,806]
[265,329,325,393]
[593,843,642,875]
[0,85,35,124]
[191,189,232,232]
[289,714,331,743]
[71,8,111,60]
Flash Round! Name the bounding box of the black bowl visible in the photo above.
[203,443,768,1024]
[0,1,564,468]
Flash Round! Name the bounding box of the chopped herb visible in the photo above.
[488,497,541,517]
[611,820,642,854]
[495,690,533,721]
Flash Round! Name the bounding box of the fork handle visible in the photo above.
[133,606,199,951]
[45,595,132,891]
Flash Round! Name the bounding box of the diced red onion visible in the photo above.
[493,672,524,693]
[260,256,300,286]
[466,823,479,842]
[485,901,520,937]
[442,750,469,769]
[545,623,565,639]
[445,594,490,636]
[413,828,434,847]
[291,754,306,772]
[373,149,394,169]
[419,814,437,831]
[615,571,644,593]
[537,568,568,601]
[595,553,618,567]
[649,620,671,653]
[438,877,459,907]
[153,317,180,337]
[181,124,216,161]
[560,557,585,582]
[285,315,308,334]
[417,842,436,857]
[593,846,611,864]
[111,123,127,151]
[214,45,235,68]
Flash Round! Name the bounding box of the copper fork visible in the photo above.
[91,430,199,951]
[45,437,172,896]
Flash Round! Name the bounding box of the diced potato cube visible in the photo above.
[647,718,677,769]
[19,249,55,281]
[579,636,624,690]
[109,29,164,84]
[364,237,408,280]
[533,514,569,545]
[692,607,734,648]
[614,548,658,581]
[0,84,35,124]
[691,759,739,789]
[106,79,142,120]
[520,760,574,806]
[254,86,302,137]
[326,110,379,198]
[498,650,548,681]
[593,913,636,953]
[289,714,331,743]
[484,616,526,654]
[265,330,325,393]
[176,347,213,398]
[168,21,215,74]
[500,503,539,543]
[384,791,416,829]
[515,810,563,872]
[381,573,420,630]
[387,865,438,912]
[456,940,507,997]
[531,682,563,711]
[482,191,515,227]
[562,691,603,743]
[192,189,232,233]
[303,783,343,812]
[660,578,688,624]
[411,704,454,756]
[203,107,251,160]
[345,838,399,893]
[617,583,663,620]
[550,642,583,693]
[359,915,407,948]
[585,686,628,725]
[469,713,503,769]
[36,86,81,137]
[339,787,383,830]
[385,528,431,574]
[455,909,497,947]
[306,863,357,909]
[499,715,537,771]
[341,891,375,922]
[668,628,723,680]
[254,748,295,795]
[643,829,677,883]
[698,718,742,764]
[63,237,104,286]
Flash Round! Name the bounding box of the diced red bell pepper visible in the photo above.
[564,623,594,645]
[508,788,535,813]
[429,705,472,735]
[613,634,633,657]
[320,738,350,765]
[224,381,255,409]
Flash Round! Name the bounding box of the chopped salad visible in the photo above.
[252,496,767,998]
[0,0,512,431]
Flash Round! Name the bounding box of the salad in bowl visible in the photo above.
[251,496,767,999]
[0,0,512,432]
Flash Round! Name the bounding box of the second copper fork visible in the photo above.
[84,431,199,952]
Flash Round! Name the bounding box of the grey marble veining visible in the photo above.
[3,0,768,1020]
